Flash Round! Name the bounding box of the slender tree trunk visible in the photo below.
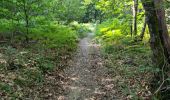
[130,21,133,37]
[140,16,147,41]
[130,5,133,37]
[23,0,29,43]
[134,0,138,36]
[94,9,98,22]
[11,18,14,44]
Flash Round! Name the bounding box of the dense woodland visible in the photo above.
[0,0,170,99]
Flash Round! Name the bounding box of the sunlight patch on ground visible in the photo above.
[84,69,90,72]
[69,77,79,81]
[85,97,95,100]
[68,86,80,90]
[19,51,28,55]
[94,88,106,95]
[102,78,115,82]
[105,84,115,90]
[63,85,91,91]
[58,96,66,100]
[0,59,6,64]
[0,53,6,64]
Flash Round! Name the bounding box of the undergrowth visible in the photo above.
[95,19,155,99]
[0,22,84,99]
[102,43,154,99]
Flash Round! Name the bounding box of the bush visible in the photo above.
[95,19,126,45]
[28,23,78,51]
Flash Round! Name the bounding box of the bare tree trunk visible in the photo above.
[130,5,133,37]
[130,22,133,37]
[23,0,29,43]
[134,0,138,36]
[140,16,147,41]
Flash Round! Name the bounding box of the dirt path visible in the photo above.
[59,33,117,100]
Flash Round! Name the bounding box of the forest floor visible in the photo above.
[57,32,120,100]
[0,25,153,99]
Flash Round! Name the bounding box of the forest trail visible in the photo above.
[59,32,117,100]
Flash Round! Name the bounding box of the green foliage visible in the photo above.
[35,56,55,72]
[0,2,81,96]
[14,68,43,87]
[0,19,12,33]
[95,11,153,99]
[0,41,71,98]
[96,18,130,36]
[0,19,81,96]
[52,0,86,23]
[70,21,91,38]
[28,23,78,51]
[95,18,133,47]
[0,82,13,93]
[1,0,169,99]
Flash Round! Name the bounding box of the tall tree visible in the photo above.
[141,0,170,98]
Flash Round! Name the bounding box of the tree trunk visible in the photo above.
[23,0,29,43]
[141,0,170,98]
[133,0,138,36]
[130,21,133,37]
[154,0,170,63]
[141,0,170,71]
[140,16,147,41]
